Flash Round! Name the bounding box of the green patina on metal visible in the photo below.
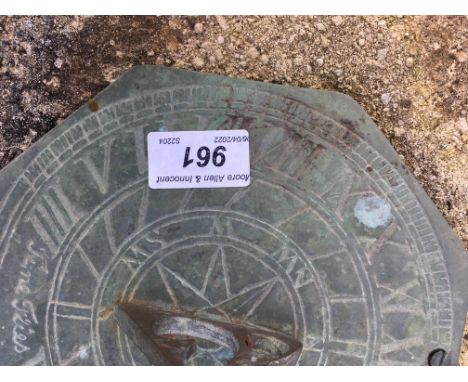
[0,65,467,365]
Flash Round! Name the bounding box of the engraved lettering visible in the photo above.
[11,299,38,353]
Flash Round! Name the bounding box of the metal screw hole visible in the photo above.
[427,348,446,366]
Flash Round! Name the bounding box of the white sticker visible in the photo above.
[147,130,250,189]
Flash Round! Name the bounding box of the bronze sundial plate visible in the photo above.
[0,65,467,365]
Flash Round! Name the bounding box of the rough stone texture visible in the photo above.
[0,15,467,363]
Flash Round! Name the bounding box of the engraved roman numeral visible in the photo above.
[379,279,425,315]
[380,279,419,304]
[80,139,114,194]
[131,129,147,176]
[28,185,75,255]
[252,134,325,181]
[335,174,355,218]
[210,217,222,235]
[272,139,325,181]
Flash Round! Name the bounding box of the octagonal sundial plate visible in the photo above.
[1,65,467,366]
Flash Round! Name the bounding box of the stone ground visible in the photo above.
[0,15,467,364]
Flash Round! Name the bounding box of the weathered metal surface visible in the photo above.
[114,302,302,365]
[0,65,467,365]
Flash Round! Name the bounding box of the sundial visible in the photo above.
[0,65,467,366]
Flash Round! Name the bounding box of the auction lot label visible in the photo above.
[148,130,250,189]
